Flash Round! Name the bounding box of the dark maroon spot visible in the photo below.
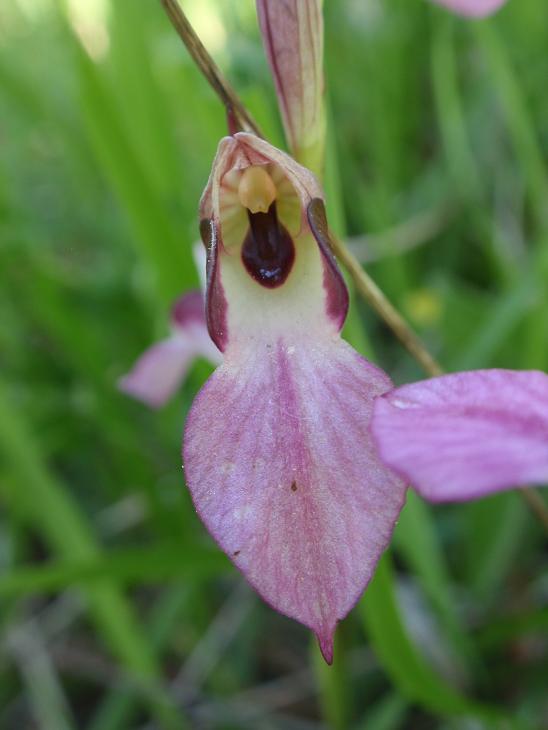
[241,203,295,288]
[200,218,213,248]
[290,481,298,492]
[233,550,241,556]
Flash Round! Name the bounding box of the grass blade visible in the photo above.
[360,554,507,723]
[0,381,182,729]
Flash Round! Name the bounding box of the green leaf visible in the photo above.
[76,45,195,302]
[360,554,506,724]
[0,381,181,729]
[355,692,407,730]
[394,492,479,673]
[0,545,227,598]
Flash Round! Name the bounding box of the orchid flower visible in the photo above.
[118,0,543,668]
[118,290,221,409]
[371,370,548,502]
[429,0,508,18]
[183,132,406,663]
[256,0,325,176]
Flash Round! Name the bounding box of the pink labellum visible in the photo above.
[118,291,221,408]
[371,369,548,502]
[185,340,405,662]
[185,134,406,660]
[429,0,508,18]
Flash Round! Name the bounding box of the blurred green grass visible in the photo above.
[1,0,547,728]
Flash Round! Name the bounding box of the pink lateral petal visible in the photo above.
[184,339,406,660]
[307,198,349,331]
[200,217,228,353]
[118,335,196,409]
[119,290,221,408]
[430,0,508,18]
[170,290,207,329]
[371,370,548,502]
[170,290,222,366]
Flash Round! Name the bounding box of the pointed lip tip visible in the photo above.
[317,633,334,665]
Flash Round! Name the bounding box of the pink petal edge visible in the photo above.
[170,290,208,329]
[371,369,548,502]
[118,335,197,409]
[119,291,221,408]
[184,338,407,662]
[430,0,508,18]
